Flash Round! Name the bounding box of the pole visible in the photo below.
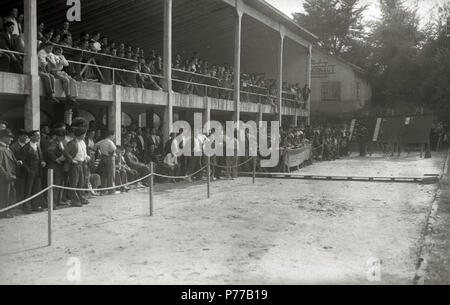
[149,163,154,216]
[252,156,257,184]
[47,169,54,246]
[207,156,211,199]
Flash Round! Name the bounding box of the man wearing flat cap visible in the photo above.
[0,129,18,218]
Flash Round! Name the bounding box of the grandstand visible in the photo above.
[0,0,317,144]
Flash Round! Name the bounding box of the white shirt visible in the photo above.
[47,53,69,72]
[164,153,178,167]
[74,139,87,162]
[95,138,116,156]
[29,141,38,151]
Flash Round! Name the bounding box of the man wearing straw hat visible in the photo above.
[0,129,18,219]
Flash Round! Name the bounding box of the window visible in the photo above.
[321,81,341,101]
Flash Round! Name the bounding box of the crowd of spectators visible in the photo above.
[1,9,311,110]
[0,118,260,219]
[280,124,352,162]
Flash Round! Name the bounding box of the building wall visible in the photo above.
[310,50,371,115]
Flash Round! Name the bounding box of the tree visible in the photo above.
[293,0,367,55]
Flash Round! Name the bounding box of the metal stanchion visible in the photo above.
[149,163,154,216]
[252,156,257,184]
[207,156,211,198]
[47,169,54,246]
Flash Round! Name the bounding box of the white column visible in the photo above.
[278,29,285,127]
[109,85,122,145]
[163,0,173,143]
[233,7,243,127]
[306,44,312,125]
[204,96,211,133]
[24,0,39,131]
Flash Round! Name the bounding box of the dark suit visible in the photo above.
[134,135,146,162]
[0,32,21,73]
[147,135,160,162]
[63,139,86,203]
[46,140,65,203]
[21,142,44,210]
[9,141,26,202]
[0,142,17,212]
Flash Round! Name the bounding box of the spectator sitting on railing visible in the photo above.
[37,42,60,104]
[0,21,22,73]
[47,46,78,106]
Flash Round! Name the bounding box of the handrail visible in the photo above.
[0,48,26,56]
[54,44,137,64]
[64,58,303,104]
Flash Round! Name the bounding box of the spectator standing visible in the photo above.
[0,21,22,73]
[0,129,18,219]
[4,8,20,36]
[46,128,67,206]
[64,128,90,207]
[21,130,46,213]
[95,131,117,194]
[9,129,28,203]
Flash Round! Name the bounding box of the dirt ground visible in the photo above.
[0,153,445,285]
[424,155,450,285]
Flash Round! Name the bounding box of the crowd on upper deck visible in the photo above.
[1,8,311,109]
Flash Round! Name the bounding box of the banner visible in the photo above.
[402,115,433,144]
[283,145,312,168]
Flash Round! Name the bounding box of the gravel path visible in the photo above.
[0,154,445,284]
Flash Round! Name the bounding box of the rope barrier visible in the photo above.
[0,186,52,214]
[211,156,256,169]
[153,165,208,180]
[54,173,153,192]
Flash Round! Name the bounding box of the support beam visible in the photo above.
[146,109,154,130]
[233,6,243,128]
[204,96,211,132]
[24,0,39,131]
[109,85,122,145]
[278,29,285,127]
[306,45,312,125]
[163,0,173,143]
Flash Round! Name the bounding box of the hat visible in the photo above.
[0,129,14,139]
[17,129,28,136]
[73,127,87,137]
[51,128,66,137]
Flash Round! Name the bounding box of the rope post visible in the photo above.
[252,156,257,184]
[207,156,211,199]
[47,169,54,247]
[149,163,154,217]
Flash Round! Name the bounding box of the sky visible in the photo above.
[265,0,445,27]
